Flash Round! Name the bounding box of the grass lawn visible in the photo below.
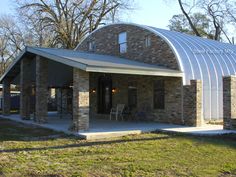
[0,119,235,177]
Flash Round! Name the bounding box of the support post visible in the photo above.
[183,80,203,127]
[56,88,68,118]
[20,58,31,120]
[35,55,48,123]
[71,68,89,132]
[2,79,11,115]
[223,75,236,130]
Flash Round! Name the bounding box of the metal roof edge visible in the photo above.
[0,47,27,83]
[86,66,183,77]
[27,47,87,70]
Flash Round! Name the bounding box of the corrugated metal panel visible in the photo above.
[147,26,236,120]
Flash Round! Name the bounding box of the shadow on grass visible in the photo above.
[154,131,236,150]
[0,119,65,141]
[0,136,171,153]
[1,118,236,153]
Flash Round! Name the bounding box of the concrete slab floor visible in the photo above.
[0,112,236,140]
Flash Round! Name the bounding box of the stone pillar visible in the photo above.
[20,58,31,120]
[183,80,203,127]
[71,68,89,132]
[223,76,236,130]
[2,79,11,115]
[35,55,48,123]
[56,88,68,115]
[56,88,62,114]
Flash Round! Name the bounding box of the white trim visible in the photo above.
[86,66,183,77]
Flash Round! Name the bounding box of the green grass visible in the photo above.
[0,119,236,177]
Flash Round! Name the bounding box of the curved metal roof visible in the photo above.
[145,25,236,120]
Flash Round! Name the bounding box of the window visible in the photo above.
[145,35,151,47]
[118,32,127,53]
[153,80,165,109]
[88,41,96,51]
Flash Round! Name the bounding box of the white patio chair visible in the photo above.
[110,104,125,121]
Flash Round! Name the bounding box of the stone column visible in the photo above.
[183,80,203,127]
[35,55,48,123]
[71,68,89,132]
[56,88,62,114]
[2,79,11,115]
[20,58,31,120]
[56,88,68,115]
[223,76,236,130]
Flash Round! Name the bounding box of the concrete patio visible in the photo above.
[0,112,236,140]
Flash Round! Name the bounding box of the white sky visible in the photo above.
[126,0,181,29]
[0,0,181,30]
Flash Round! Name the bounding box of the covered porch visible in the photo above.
[1,112,234,140]
[0,46,184,133]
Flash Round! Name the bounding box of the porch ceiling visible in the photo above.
[0,46,183,83]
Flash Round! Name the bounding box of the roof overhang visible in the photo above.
[86,66,183,77]
[0,46,183,83]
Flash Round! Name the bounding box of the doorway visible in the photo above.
[97,76,112,114]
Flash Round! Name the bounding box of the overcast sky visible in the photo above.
[0,0,181,29]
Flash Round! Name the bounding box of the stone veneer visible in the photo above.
[71,68,90,131]
[35,55,48,123]
[90,73,183,124]
[76,24,179,70]
[183,80,203,127]
[20,58,31,120]
[2,78,11,115]
[223,76,236,130]
[56,88,69,115]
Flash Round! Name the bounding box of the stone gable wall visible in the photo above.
[76,24,179,70]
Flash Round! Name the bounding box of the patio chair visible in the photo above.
[110,104,125,121]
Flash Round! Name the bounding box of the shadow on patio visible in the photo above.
[0,112,236,140]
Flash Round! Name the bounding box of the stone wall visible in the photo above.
[183,80,203,127]
[56,88,69,115]
[76,24,179,70]
[90,72,183,124]
[223,76,236,130]
[72,68,90,131]
[2,79,11,115]
[20,58,32,120]
[35,56,48,123]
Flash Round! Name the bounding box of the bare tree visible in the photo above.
[178,0,201,36]
[0,15,25,75]
[173,0,236,42]
[16,0,134,49]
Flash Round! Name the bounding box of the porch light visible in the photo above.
[91,88,96,93]
[112,88,117,94]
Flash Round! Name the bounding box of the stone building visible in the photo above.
[1,23,236,131]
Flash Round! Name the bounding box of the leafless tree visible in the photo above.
[174,0,236,43]
[16,0,134,49]
[177,0,201,36]
[0,15,25,75]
